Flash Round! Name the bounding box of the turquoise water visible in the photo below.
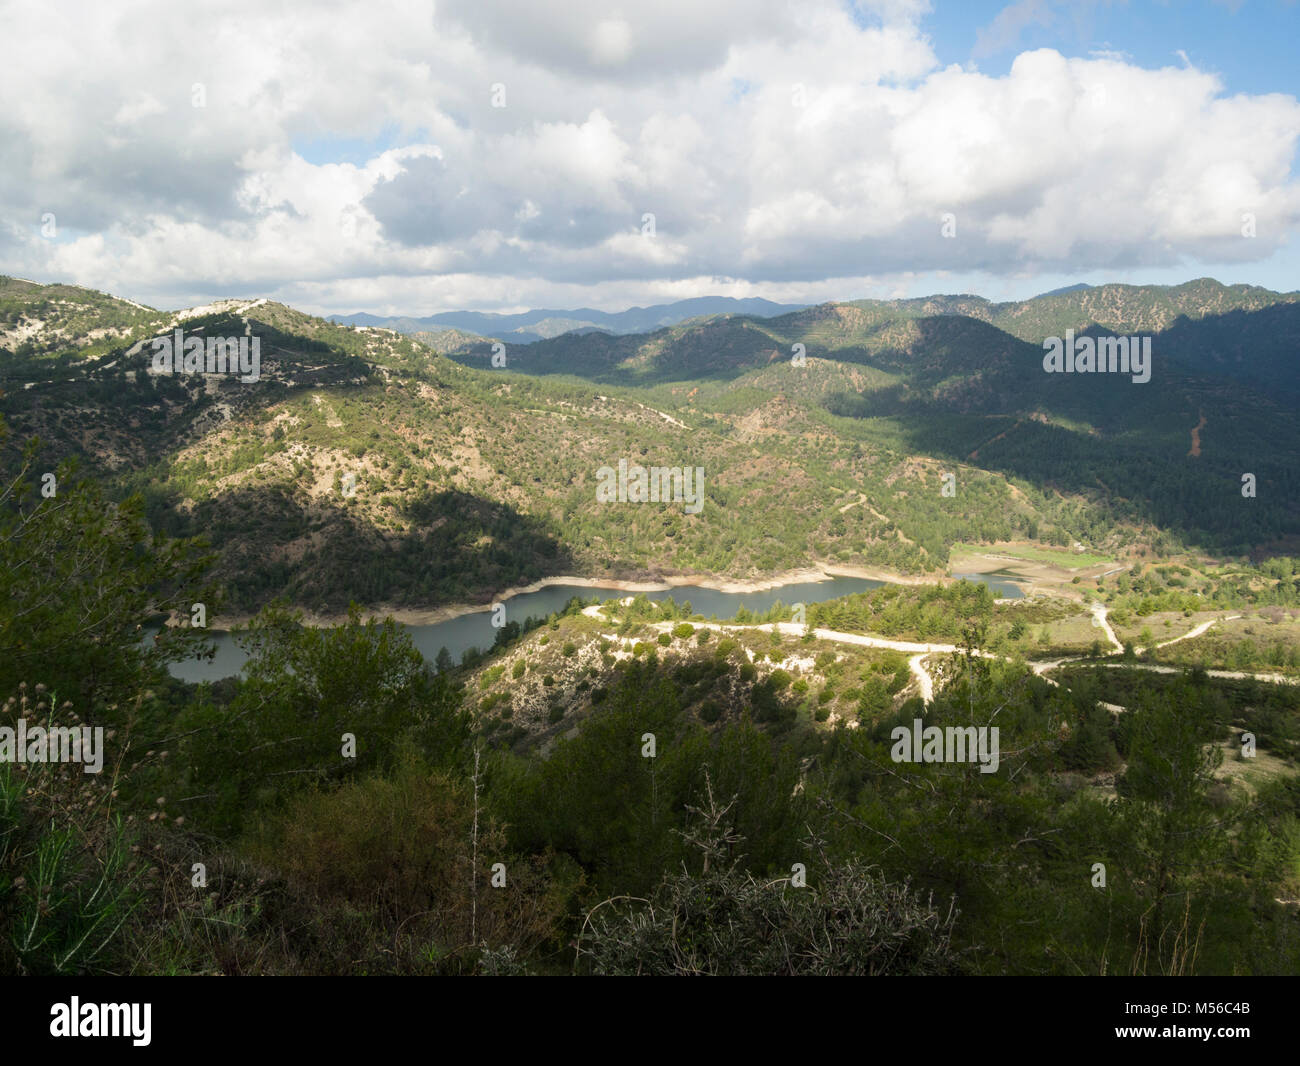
[165,571,1021,682]
[400,576,883,669]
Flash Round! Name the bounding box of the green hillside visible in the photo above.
[1,278,1296,615]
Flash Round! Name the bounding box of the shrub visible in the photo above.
[576,783,961,975]
[244,751,566,972]
[672,623,695,639]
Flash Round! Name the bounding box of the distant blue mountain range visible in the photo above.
[329,296,808,343]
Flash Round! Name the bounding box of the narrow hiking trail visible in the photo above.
[908,653,933,703]
[1139,614,1241,654]
[1090,603,1123,654]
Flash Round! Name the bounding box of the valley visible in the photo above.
[3,274,1299,979]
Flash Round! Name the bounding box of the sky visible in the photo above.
[1,0,1297,315]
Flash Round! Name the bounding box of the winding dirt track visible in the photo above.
[582,605,1295,709]
[1090,603,1123,654]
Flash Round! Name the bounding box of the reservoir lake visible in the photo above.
[167,572,1022,683]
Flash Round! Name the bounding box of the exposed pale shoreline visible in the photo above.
[210,562,948,630]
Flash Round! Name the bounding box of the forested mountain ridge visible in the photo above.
[446,277,1300,394]
[1,277,1295,613]
[886,277,1299,342]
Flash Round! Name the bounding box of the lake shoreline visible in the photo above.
[210,562,948,630]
